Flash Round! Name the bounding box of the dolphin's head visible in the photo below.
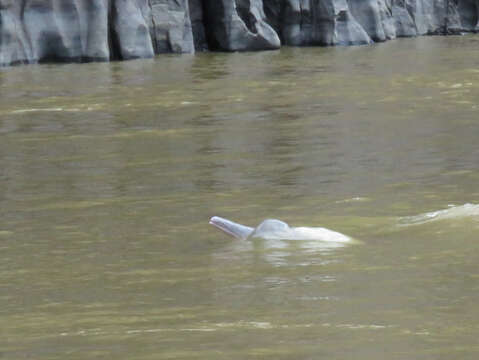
[209,216,254,240]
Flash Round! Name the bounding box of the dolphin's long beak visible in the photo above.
[209,216,254,240]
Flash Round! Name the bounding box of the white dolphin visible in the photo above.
[209,216,352,243]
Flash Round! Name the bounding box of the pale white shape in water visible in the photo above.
[335,196,370,203]
[11,107,64,114]
[398,203,479,225]
[209,216,352,243]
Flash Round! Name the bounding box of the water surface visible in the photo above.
[1,35,479,359]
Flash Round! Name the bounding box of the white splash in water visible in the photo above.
[398,203,479,225]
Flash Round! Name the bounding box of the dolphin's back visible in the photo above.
[251,219,290,238]
[290,226,351,242]
[209,216,352,243]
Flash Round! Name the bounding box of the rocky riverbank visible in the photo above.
[1,0,478,67]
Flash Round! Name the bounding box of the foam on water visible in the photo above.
[398,203,479,225]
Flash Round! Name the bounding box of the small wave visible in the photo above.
[398,203,479,225]
[11,107,65,113]
[8,105,101,114]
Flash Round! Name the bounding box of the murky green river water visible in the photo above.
[1,35,479,359]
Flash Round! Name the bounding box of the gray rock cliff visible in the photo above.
[0,0,478,66]
[203,0,280,51]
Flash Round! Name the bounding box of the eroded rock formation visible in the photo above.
[0,0,478,66]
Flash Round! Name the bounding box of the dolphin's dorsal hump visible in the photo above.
[251,219,290,238]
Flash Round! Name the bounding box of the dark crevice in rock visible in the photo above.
[108,1,121,60]
[202,0,225,50]
[263,0,284,37]
[189,0,209,50]
[458,0,479,31]
[236,0,258,34]
[36,33,74,63]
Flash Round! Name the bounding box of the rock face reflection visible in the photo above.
[1,0,479,66]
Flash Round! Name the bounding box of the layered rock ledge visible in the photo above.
[1,0,478,66]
